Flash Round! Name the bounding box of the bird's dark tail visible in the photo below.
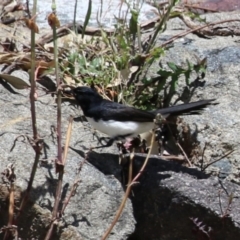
[153,99,217,118]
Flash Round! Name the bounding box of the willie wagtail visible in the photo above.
[73,86,216,148]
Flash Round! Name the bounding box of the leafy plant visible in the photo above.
[131,57,207,110]
[61,0,204,111]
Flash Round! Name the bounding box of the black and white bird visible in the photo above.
[73,86,215,148]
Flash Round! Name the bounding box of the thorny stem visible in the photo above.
[60,179,80,215]
[183,4,218,12]
[101,150,134,240]
[3,182,14,240]
[202,150,234,171]
[177,142,192,167]
[219,190,234,219]
[30,26,37,139]
[145,0,176,53]
[73,0,78,33]
[101,128,155,239]
[130,129,155,184]
[44,3,64,240]
[51,4,63,167]
[161,19,240,48]
[60,149,87,216]
[16,0,42,222]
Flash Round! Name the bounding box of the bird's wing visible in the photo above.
[89,100,155,122]
[87,98,216,122]
[153,99,217,118]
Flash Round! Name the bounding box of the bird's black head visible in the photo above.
[72,86,102,114]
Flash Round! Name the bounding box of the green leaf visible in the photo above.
[168,74,178,95]
[150,47,164,58]
[82,0,92,38]
[184,71,190,85]
[129,9,139,35]
[186,59,193,70]
[78,55,87,69]
[167,62,178,71]
[157,69,172,77]
[156,77,167,92]
[0,74,30,89]
[91,57,102,70]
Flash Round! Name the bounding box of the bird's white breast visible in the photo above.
[86,117,154,137]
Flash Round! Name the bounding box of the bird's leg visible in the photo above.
[91,131,114,148]
[155,128,164,155]
[154,113,166,155]
[92,137,116,149]
[92,134,133,149]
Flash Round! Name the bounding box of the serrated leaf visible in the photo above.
[0,74,30,89]
[167,62,178,71]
